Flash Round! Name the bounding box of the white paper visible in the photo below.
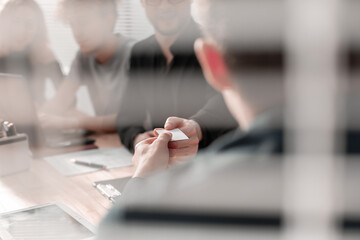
[44,148,133,176]
[0,203,95,240]
[155,128,189,141]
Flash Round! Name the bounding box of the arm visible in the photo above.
[39,105,117,133]
[160,94,236,159]
[43,60,64,90]
[115,82,148,150]
[39,52,113,131]
[116,50,150,152]
[190,93,237,148]
[41,51,87,115]
[68,110,117,133]
[40,79,79,115]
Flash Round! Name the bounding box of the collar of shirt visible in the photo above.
[148,19,202,65]
[170,19,202,57]
[93,34,131,68]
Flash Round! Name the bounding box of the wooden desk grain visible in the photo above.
[0,133,134,226]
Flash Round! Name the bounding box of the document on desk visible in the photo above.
[44,148,133,176]
[0,203,95,240]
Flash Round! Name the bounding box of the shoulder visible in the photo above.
[209,128,284,154]
[67,50,92,82]
[121,35,137,48]
[129,35,158,70]
[73,50,89,62]
[131,35,157,56]
[70,50,93,70]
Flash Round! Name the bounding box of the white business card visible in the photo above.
[155,128,189,141]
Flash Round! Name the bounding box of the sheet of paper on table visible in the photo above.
[0,203,95,240]
[44,148,133,176]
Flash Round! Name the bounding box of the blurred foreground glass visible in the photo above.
[145,0,185,7]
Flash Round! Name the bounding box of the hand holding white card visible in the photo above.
[155,128,189,141]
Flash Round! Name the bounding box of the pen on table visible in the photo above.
[71,159,108,170]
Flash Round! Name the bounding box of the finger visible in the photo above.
[134,137,157,155]
[155,132,172,145]
[142,137,157,145]
[169,146,198,157]
[135,137,157,149]
[168,137,199,149]
[147,131,156,138]
[164,117,183,130]
[153,128,163,136]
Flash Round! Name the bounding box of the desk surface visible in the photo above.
[0,133,134,226]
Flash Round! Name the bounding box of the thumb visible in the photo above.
[164,117,183,130]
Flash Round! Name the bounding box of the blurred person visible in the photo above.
[40,0,134,133]
[98,0,285,238]
[0,0,63,105]
[116,0,236,156]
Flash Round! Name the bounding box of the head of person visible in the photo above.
[58,0,119,54]
[141,0,193,36]
[0,0,52,61]
[194,0,285,128]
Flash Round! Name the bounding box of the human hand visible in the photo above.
[38,112,79,130]
[161,117,202,158]
[133,131,157,148]
[132,133,172,178]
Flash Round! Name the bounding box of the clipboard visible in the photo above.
[93,177,131,203]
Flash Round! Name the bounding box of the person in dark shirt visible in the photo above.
[0,0,63,105]
[116,0,236,156]
[97,1,286,238]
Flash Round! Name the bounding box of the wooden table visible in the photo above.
[0,133,134,226]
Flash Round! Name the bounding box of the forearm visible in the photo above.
[41,97,71,115]
[75,112,117,133]
[117,126,145,152]
[40,79,79,115]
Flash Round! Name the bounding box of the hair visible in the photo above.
[196,0,285,109]
[0,0,55,63]
[58,0,120,24]
[197,0,284,73]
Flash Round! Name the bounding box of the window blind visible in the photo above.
[1,0,154,70]
[40,0,153,71]
[0,0,204,70]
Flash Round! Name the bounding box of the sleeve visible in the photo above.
[191,93,238,149]
[116,49,147,152]
[98,164,196,236]
[30,60,65,104]
[97,152,282,240]
[121,177,146,196]
[43,60,64,89]
[96,155,214,240]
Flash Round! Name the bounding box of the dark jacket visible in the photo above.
[98,110,284,240]
[99,106,360,239]
[116,20,236,152]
